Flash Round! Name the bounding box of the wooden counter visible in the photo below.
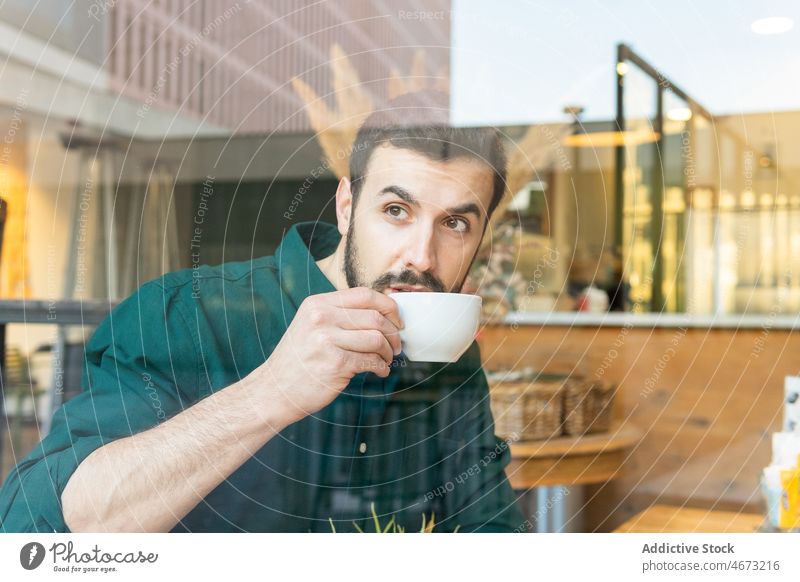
[614,504,764,533]
[507,426,641,489]
[478,322,794,530]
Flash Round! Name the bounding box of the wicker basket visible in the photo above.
[489,379,566,441]
[563,380,615,436]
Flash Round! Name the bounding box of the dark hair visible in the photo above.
[348,91,506,221]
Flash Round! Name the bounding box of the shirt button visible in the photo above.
[358,442,367,454]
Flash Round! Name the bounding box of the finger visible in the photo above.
[347,352,391,378]
[333,308,402,355]
[334,329,394,364]
[319,287,403,330]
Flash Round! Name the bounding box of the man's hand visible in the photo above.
[253,287,403,423]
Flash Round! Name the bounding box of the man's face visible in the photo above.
[339,144,494,294]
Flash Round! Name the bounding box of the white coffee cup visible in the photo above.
[389,292,482,363]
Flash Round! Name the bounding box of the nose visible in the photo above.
[402,224,437,273]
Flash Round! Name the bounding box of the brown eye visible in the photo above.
[445,217,468,232]
[386,205,407,219]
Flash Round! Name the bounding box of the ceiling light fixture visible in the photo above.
[751,16,794,35]
[563,130,660,148]
[666,107,692,121]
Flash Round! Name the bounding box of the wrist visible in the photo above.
[235,362,305,431]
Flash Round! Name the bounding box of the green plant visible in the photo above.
[328,503,459,533]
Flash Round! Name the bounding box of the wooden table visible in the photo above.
[507,426,641,489]
[614,504,764,533]
[506,426,641,532]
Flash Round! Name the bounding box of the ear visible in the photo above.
[334,176,354,236]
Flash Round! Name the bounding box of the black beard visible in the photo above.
[371,269,447,293]
[343,222,363,288]
[343,221,462,293]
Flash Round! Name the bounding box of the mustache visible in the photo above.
[371,269,446,293]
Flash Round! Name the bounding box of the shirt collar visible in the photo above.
[275,221,339,307]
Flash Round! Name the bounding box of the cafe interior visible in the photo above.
[1,0,799,532]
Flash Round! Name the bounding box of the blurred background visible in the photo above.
[1,0,798,532]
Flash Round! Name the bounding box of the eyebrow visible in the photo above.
[377,185,483,220]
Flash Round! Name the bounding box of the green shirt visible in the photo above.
[0,221,523,533]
